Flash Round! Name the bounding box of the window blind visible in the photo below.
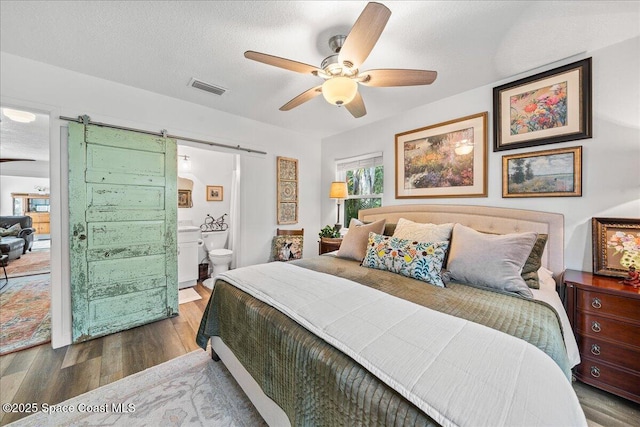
[336,152,383,173]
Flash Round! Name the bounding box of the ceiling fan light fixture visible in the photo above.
[2,108,36,123]
[322,77,358,106]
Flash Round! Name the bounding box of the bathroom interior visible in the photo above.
[177,143,238,291]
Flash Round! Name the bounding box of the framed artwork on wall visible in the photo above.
[395,112,488,199]
[206,185,223,201]
[493,57,592,151]
[178,189,192,208]
[502,146,582,198]
[592,217,640,278]
[277,156,298,224]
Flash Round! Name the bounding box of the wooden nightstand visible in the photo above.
[319,237,342,255]
[564,269,640,404]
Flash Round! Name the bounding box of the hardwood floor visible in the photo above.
[1,281,639,426]
[0,283,211,425]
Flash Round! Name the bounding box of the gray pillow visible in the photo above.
[336,218,386,262]
[446,224,537,298]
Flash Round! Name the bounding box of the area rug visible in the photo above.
[0,274,51,356]
[4,250,50,278]
[179,287,202,304]
[10,350,267,427]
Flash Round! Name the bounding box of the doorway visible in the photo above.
[0,105,52,355]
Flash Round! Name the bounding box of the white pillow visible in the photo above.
[392,218,454,242]
[336,218,386,261]
[446,224,536,298]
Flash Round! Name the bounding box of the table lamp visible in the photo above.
[329,181,348,231]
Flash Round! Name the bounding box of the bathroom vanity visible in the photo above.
[178,225,201,289]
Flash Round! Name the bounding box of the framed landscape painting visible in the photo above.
[493,58,592,151]
[592,217,640,278]
[502,146,582,198]
[395,112,488,199]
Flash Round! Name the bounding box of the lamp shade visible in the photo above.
[329,181,348,199]
[322,77,358,106]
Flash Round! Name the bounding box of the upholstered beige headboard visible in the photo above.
[359,204,565,281]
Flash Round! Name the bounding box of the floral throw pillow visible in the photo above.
[362,232,449,287]
[271,235,304,262]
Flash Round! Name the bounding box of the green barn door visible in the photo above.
[68,122,178,343]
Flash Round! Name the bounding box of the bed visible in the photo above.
[197,204,586,426]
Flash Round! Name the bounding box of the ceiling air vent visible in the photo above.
[188,78,226,96]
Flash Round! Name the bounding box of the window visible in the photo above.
[336,153,383,226]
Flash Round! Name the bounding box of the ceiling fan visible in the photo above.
[244,2,437,118]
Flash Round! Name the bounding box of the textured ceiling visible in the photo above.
[1,0,639,144]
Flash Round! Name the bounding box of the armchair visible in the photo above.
[0,216,36,254]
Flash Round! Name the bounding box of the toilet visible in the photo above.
[201,229,233,288]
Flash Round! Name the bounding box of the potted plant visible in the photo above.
[319,225,340,239]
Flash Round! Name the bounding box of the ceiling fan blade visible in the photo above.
[345,92,366,118]
[339,2,391,69]
[244,51,322,76]
[0,158,36,162]
[280,86,323,111]
[360,69,438,87]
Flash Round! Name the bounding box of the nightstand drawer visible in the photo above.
[576,313,640,345]
[576,356,640,397]
[577,335,640,372]
[577,289,640,322]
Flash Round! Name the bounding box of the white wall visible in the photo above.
[321,37,640,272]
[1,52,322,348]
[0,176,50,216]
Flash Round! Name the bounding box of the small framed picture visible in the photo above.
[502,146,582,198]
[206,185,223,201]
[493,58,592,151]
[592,217,640,278]
[178,189,192,208]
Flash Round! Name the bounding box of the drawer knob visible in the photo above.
[591,344,601,356]
[590,366,600,378]
[591,321,601,333]
[591,297,602,309]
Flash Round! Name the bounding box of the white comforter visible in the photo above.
[218,262,587,427]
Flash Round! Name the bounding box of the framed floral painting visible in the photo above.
[592,217,640,278]
[395,112,488,198]
[493,58,592,151]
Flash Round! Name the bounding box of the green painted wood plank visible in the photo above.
[87,184,165,210]
[88,254,166,284]
[87,144,165,177]
[85,170,166,187]
[86,210,165,222]
[88,220,165,248]
[86,244,166,262]
[86,125,166,153]
[88,276,166,300]
[88,288,167,335]
[68,122,90,342]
